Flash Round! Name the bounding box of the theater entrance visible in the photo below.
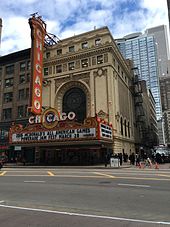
[39,147,110,166]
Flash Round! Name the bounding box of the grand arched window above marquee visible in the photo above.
[63,87,86,123]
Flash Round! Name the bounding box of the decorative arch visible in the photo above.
[55,81,91,121]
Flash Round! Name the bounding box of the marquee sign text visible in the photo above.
[11,128,96,144]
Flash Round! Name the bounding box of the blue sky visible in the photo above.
[0,0,169,56]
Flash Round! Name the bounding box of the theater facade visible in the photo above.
[8,15,137,165]
[9,107,113,165]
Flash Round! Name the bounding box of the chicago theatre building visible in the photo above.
[8,16,136,165]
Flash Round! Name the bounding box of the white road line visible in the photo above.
[24,181,46,183]
[118,183,150,188]
[0,204,169,225]
[0,201,4,203]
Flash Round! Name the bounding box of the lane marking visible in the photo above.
[118,183,150,188]
[48,171,55,176]
[24,181,46,183]
[94,172,116,179]
[0,171,6,176]
[0,201,4,203]
[0,204,169,225]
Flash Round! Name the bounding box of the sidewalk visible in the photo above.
[2,162,170,169]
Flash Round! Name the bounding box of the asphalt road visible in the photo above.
[0,167,170,226]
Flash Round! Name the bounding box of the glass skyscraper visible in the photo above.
[116,33,162,121]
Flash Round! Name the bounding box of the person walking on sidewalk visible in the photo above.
[0,160,3,170]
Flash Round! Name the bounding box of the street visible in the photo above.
[0,166,170,226]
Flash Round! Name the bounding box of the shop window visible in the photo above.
[57,49,62,55]
[19,74,26,84]
[5,78,13,87]
[68,62,75,70]
[82,42,88,49]
[81,59,88,68]
[97,55,103,64]
[69,46,75,52]
[6,65,14,75]
[44,67,48,76]
[56,65,62,73]
[3,92,13,103]
[2,108,12,120]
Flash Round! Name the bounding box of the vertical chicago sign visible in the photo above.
[29,15,46,115]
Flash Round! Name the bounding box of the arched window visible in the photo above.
[120,117,123,135]
[63,87,86,122]
[128,122,130,138]
[124,119,127,137]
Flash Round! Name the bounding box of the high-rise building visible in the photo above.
[167,0,170,30]
[145,25,170,77]
[116,32,162,121]
[0,18,2,49]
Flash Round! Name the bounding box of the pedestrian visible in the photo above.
[0,160,3,170]
[136,155,141,166]
[104,154,108,167]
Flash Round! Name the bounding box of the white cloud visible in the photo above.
[0,0,169,55]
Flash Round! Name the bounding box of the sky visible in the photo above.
[0,0,169,56]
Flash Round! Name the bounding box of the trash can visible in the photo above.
[110,158,120,168]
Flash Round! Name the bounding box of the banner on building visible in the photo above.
[28,15,46,115]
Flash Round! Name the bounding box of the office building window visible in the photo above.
[81,59,88,68]
[2,108,12,120]
[95,38,101,46]
[18,106,24,118]
[124,119,127,137]
[57,49,62,55]
[25,105,29,117]
[120,117,123,135]
[4,92,13,103]
[20,62,26,72]
[6,65,14,75]
[19,74,26,84]
[128,122,130,138]
[69,46,75,52]
[56,65,62,73]
[82,42,88,49]
[5,78,13,87]
[27,61,31,70]
[97,55,103,64]
[0,67,2,77]
[44,67,48,76]
[68,62,75,70]
[27,73,30,82]
[26,88,29,99]
[18,89,25,100]
[46,52,50,59]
